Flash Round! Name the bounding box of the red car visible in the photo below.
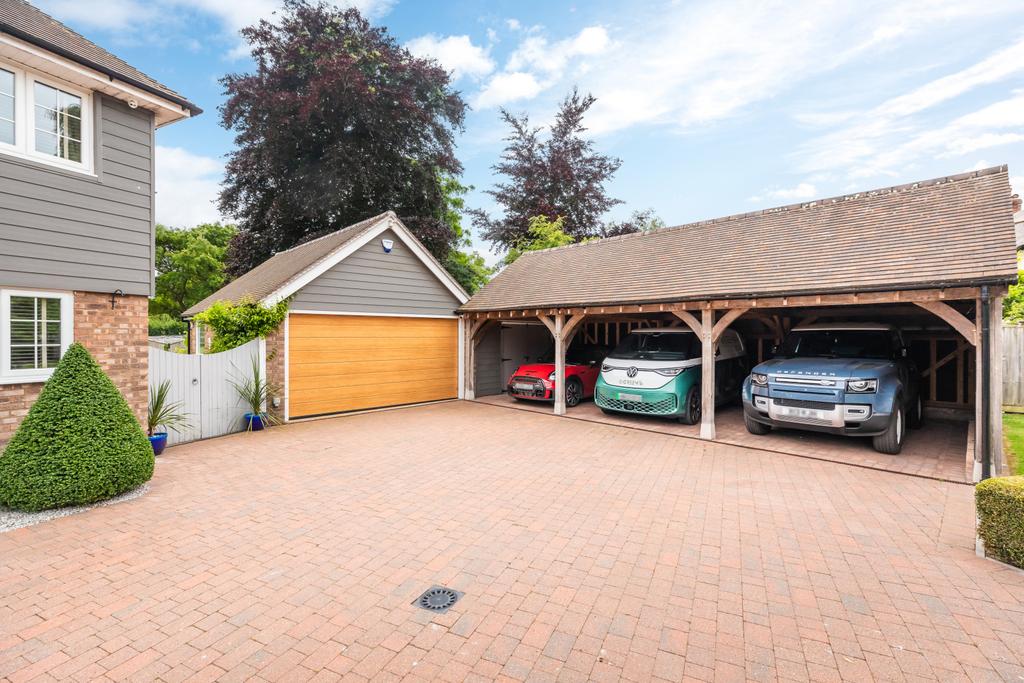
[507,346,608,407]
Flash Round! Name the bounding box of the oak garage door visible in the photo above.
[288,314,459,419]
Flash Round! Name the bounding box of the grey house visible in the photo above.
[0,0,199,441]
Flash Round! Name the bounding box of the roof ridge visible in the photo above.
[277,211,391,254]
[517,165,1009,259]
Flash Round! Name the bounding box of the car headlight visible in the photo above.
[847,379,877,393]
[601,364,613,372]
[653,367,686,376]
[751,372,768,386]
[548,372,556,381]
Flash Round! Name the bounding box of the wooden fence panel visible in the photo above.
[1003,325,1024,407]
[148,339,265,445]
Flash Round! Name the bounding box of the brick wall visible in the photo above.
[265,320,286,422]
[0,292,148,443]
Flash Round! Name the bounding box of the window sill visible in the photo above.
[0,146,96,179]
[0,373,52,385]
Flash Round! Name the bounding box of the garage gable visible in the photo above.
[290,228,462,316]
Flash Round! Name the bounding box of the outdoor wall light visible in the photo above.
[110,289,124,309]
[381,238,394,253]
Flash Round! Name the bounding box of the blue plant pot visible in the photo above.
[243,412,266,431]
[149,432,168,455]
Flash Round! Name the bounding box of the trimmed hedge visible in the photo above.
[976,475,1024,569]
[0,343,154,511]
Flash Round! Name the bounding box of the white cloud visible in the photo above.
[35,0,395,58]
[406,34,495,81]
[474,72,543,109]
[505,26,609,75]
[749,183,818,203]
[793,36,1024,179]
[155,146,226,227]
[506,19,521,31]
[472,25,609,109]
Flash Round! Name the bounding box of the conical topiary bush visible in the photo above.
[0,343,154,511]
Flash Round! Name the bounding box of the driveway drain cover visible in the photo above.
[413,586,462,614]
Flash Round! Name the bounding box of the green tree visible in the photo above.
[219,1,466,276]
[1004,252,1024,324]
[151,223,236,318]
[193,298,289,353]
[504,216,578,265]
[437,174,494,293]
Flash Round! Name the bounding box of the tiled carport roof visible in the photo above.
[0,0,200,115]
[461,166,1018,312]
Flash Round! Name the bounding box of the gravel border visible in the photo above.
[0,484,150,533]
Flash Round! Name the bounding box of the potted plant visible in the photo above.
[147,380,191,455]
[230,355,281,431]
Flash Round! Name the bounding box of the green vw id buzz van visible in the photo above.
[594,328,749,424]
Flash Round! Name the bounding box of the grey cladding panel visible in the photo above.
[474,324,503,397]
[0,94,154,296]
[291,229,461,316]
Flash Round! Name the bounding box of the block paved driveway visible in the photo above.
[2,401,1023,682]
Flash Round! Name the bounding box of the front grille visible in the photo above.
[509,376,546,398]
[596,388,677,415]
[773,413,835,426]
[773,397,836,411]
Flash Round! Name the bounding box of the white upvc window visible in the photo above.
[0,290,74,384]
[0,59,92,174]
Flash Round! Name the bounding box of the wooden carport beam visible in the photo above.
[671,310,702,336]
[913,301,977,346]
[712,308,750,342]
[699,309,716,440]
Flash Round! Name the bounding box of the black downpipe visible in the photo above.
[980,286,991,480]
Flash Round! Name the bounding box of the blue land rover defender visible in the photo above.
[741,323,922,454]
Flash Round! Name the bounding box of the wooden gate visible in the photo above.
[148,339,266,445]
[1004,325,1024,408]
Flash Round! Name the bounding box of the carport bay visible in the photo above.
[459,167,1020,482]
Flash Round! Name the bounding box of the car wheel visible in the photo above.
[744,412,771,435]
[872,404,905,455]
[565,378,583,408]
[679,386,701,425]
[908,393,924,429]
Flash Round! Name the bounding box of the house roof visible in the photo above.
[461,166,1019,313]
[0,0,201,115]
[182,212,469,318]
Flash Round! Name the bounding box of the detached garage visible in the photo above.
[183,212,468,420]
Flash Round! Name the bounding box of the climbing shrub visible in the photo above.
[193,297,288,352]
[0,343,153,511]
[976,476,1024,569]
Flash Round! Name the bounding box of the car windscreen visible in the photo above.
[779,330,894,360]
[608,332,697,361]
[536,345,610,365]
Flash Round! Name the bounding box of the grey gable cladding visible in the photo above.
[183,213,466,319]
[290,229,461,316]
[0,95,156,296]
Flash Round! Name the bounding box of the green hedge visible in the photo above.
[0,343,154,511]
[976,476,1024,568]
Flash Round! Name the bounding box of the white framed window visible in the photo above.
[0,290,74,384]
[0,59,92,174]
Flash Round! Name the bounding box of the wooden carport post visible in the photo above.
[538,312,586,416]
[673,306,750,440]
[463,317,489,400]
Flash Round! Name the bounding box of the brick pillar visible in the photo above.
[265,319,287,422]
[73,292,149,427]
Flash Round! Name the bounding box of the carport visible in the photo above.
[460,167,1019,481]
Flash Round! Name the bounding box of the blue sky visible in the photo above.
[36,0,1024,263]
